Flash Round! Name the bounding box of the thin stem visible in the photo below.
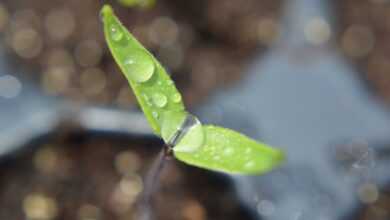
[137,145,172,220]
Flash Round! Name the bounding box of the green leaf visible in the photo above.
[174,125,285,175]
[117,0,156,9]
[101,4,285,175]
[101,5,185,135]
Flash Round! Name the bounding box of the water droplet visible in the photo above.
[152,93,167,108]
[244,161,255,169]
[172,93,182,103]
[143,94,152,106]
[157,81,162,86]
[173,113,204,153]
[245,148,252,154]
[152,111,159,119]
[167,80,173,85]
[124,50,155,83]
[161,110,187,144]
[223,147,234,156]
[213,155,221,161]
[110,25,123,42]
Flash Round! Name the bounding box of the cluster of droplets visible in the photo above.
[108,22,184,121]
[108,22,202,153]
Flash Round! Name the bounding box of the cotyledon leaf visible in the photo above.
[174,125,285,175]
[101,5,184,135]
[101,5,285,175]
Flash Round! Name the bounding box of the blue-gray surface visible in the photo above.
[0,44,60,156]
[197,0,390,219]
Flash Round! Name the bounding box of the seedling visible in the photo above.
[100,5,285,175]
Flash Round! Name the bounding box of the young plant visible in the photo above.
[100,5,285,175]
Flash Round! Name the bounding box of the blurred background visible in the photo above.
[1,0,390,219]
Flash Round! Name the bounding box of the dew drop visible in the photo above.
[244,161,256,170]
[224,147,234,156]
[245,148,252,154]
[161,110,187,143]
[124,50,155,83]
[172,93,182,103]
[173,113,204,153]
[152,111,159,119]
[152,93,167,108]
[213,155,221,161]
[110,25,123,42]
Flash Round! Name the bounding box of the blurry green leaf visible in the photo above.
[175,125,285,175]
[117,0,156,9]
[101,5,285,175]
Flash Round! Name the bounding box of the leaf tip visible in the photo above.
[101,4,114,21]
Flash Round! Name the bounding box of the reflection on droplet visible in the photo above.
[244,160,256,170]
[223,147,234,156]
[151,93,167,108]
[152,111,159,119]
[172,93,182,103]
[124,50,155,83]
[161,110,187,144]
[110,25,123,42]
[173,113,205,153]
[245,148,252,154]
[0,75,22,98]
[213,155,221,161]
[257,200,275,216]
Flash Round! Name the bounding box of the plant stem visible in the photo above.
[137,145,172,220]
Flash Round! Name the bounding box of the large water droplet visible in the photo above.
[124,50,155,83]
[161,110,187,143]
[171,93,182,103]
[110,25,123,41]
[152,111,159,119]
[152,93,167,108]
[172,113,205,153]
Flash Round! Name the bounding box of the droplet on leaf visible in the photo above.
[124,50,155,83]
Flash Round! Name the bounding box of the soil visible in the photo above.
[336,0,390,104]
[0,0,282,107]
[0,131,256,220]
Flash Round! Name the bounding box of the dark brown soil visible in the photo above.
[336,0,390,104]
[0,131,256,220]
